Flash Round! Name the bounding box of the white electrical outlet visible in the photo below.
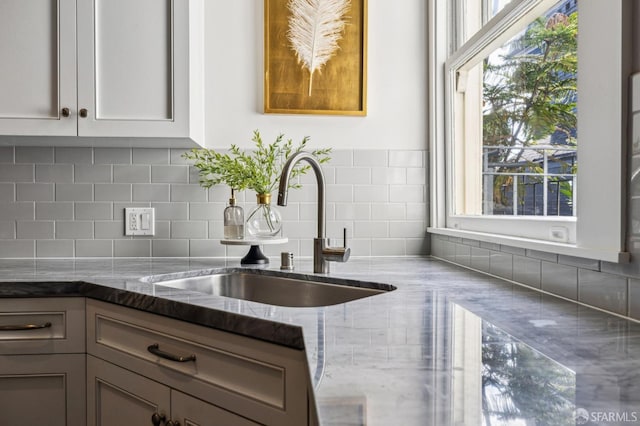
[125,208,155,236]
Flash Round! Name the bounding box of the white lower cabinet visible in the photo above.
[88,355,257,426]
[0,354,86,426]
[0,297,86,426]
[86,299,310,426]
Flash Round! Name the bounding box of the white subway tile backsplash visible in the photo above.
[56,221,93,239]
[542,261,578,300]
[558,254,600,271]
[0,183,14,201]
[207,220,224,239]
[35,164,73,183]
[16,147,54,164]
[76,240,113,257]
[114,240,151,257]
[16,183,54,201]
[171,184,206,202]
[0,203,35,220]
[133,184,169,202]
[406,203,427,221]
[170,149,191,164]
[471,247,491,273]
[371,168,406,185]
[94,148,131,165]
[371,204,405,221]
[335,203,371,221]
[114,165,150,183]
[389,150,423,167]
[151,165,189,183]
[36,202,74,220]
[75,165,112,183]
[95,183,131,201]
[335,167,370,185]
[389,221,426,238]
[0,147,428,263]
[349,238,372,256]
[355,221,389,238]
[0,147,14,162]
[154,221,171,239]
[328,150,353,166]
[0,221,15,239]
[17,221,54,239]
[287,186,320,203]
[578,269,627,315]
[152,239,189,257]
[406,168,426,185]
[0,165,34,182]
[371,239,406,256]
[0,240,34,257]
[189,202,225,221]
[276,220,317,239]
[455,243,471,266]
[36,240,73,257]
[406,238,429,256]
[171,221,207,239]
[75,202,113,220]
[354,150,388,167]
[56,184,93,201]
[190,239,226,257]
[513,255,541,288]
[55,147,93,164]
[132,148,169,164]
[325,185,353,203]
[95,221,126,239]
[153,202,189,220]
[490,252,513,280]
[354,185,388,203]
[389,185,424,203]
[526,249,558,263]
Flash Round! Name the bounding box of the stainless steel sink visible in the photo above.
[152,272,394,307]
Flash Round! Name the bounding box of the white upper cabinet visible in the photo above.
[0,0,77,136]
[0,0,204,147]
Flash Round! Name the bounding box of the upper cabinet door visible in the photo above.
[77,0,204,143]
[0,0,77,136]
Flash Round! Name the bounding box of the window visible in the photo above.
[428,0,632,262]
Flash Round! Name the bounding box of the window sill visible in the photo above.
[427,226,630,264]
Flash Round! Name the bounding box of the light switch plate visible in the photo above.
[125,208,155,236]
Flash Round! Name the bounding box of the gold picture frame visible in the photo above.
[264,0,367,116]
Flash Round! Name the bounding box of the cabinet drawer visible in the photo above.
[0,298,85,354]
[86,299,308,426]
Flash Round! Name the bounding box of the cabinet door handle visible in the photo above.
[79,108,88,118]
[151,412,166,426]
[61,107,70,117]
[0,322,52,331]
[147,343,196,363]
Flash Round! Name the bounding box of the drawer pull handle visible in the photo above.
[0,322,52,331]
[147,343,196,363]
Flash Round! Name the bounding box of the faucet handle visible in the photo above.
[342,227,348,249]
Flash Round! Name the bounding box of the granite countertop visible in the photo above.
[1,256,639,425]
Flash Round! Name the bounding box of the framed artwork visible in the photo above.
[264,0,367,116]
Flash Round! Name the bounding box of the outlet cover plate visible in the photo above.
[125,208,155,236]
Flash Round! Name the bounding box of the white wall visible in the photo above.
[204,1,428,150]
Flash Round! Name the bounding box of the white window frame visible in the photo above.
[428,0,632,263]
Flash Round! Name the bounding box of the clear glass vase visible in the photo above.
[246,193,282,237]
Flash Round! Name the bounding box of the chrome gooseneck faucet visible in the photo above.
[277,151,350,273]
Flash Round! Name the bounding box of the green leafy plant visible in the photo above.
[182,130,331,195]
